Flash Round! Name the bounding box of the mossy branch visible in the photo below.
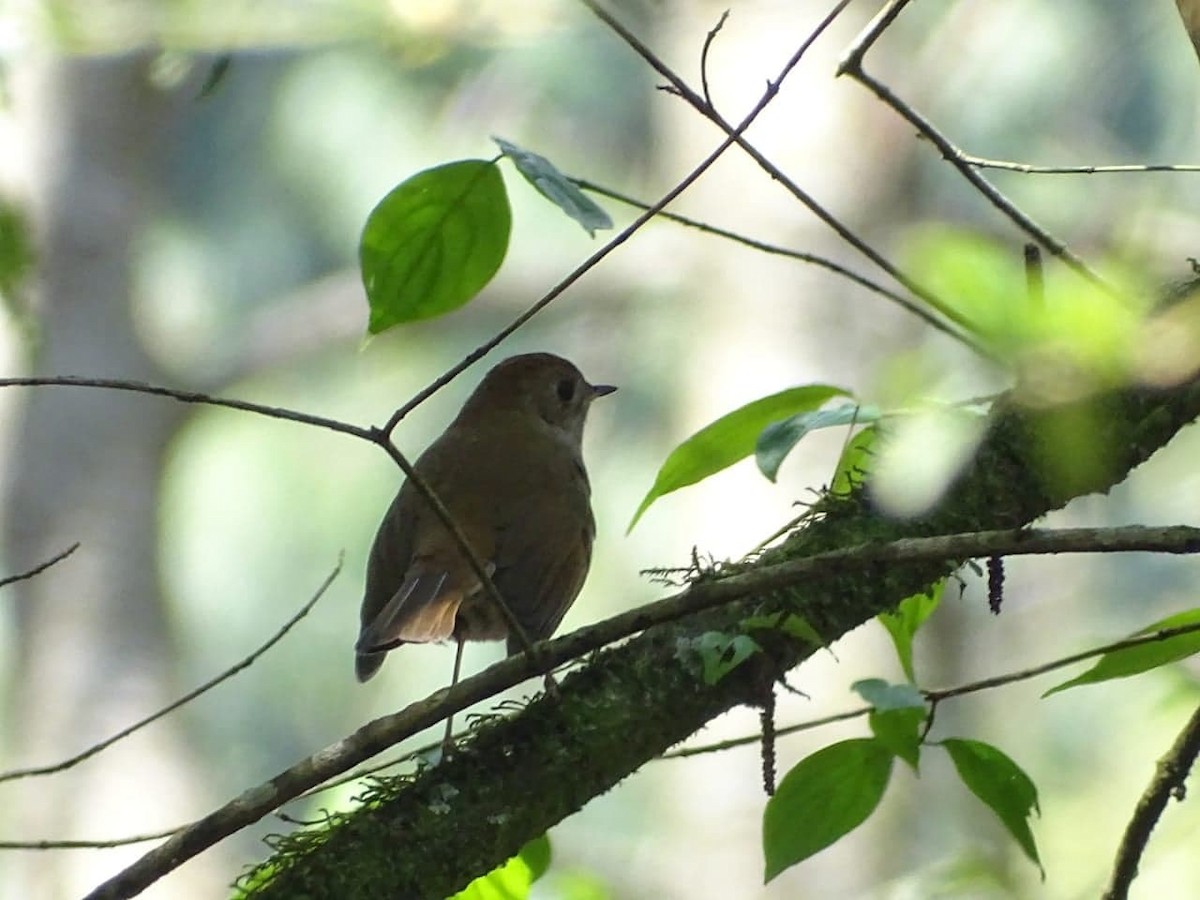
[221,379,1200,899]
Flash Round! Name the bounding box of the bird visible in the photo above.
[355,352,615,745]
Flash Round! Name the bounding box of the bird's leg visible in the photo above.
[441,637,465,757]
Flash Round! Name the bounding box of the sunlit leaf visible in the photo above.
[493,137,612,236]
[763,738,892,881]
[452,834,551,899]
[942,738,1042,873]
[831,425,878,495]
[519,834,552,882]
[360,159,511,334]
[1043,608,1200,697]
[756,403,881,482]
[878,582,944,683]
[869,707,925,771]
[628,385,850,532]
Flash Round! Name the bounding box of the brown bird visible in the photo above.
[355,353,614,739]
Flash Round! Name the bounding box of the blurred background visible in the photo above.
[0,1,1198,898]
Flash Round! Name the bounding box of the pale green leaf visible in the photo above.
[493,137,612,236]
[628,385,850,532]
[878,582,944,684]
[1043,608,1200,697]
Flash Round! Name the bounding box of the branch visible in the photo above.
[83,361,1200,898]
[1103,702,1200,900]
[378,0,853,440]
[0,542,80,589]
[0,377,540,663]
[835,0,1111,291]
[570,177,976,348]
[0,561,341,785]
[961,155,1200,176]
[216,378,1200,900]
[667,620,1200,760]
[581,0,991,356]
[0,376,372,441]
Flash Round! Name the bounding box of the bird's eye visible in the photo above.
[556,378,576,402]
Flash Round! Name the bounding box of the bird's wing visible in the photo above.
[492,459,595,654]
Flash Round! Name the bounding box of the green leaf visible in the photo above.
[869,707,925,771]
[0,199,34,298]
[756,403,881,482]
[763,738,892,881]
[851,678,926,711]
[831,425,877,495]
[942,738,1042,873]
[878,582,944,683]
[742,613,827,651]
[493,137,612,236]
[677,631,762,685]
[360,159,511,334]
[519,834,552,882]
[452,834,551,899]
[628,385,850,532]
[1043,607,1200,697]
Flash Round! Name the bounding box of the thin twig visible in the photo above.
[0,542,80,589]
[582,0,992,359]
[0,562,341,785]
[1103,702,1200,900]
[0,375,538,667]
[663,620,1200,761]
[571,177,975,347]
[0,377,372,440]
[700,10,730,108]
[963,155,1200,175]
[0,828,181,851]
[836,0,1112,292]
[379,0,852,441]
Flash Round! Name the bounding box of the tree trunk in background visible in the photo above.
[1,56,224,900]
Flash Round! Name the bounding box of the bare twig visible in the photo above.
[700,10,730,108]
[0,828,180,851]
[962,156,1200,176]
[571,177,978,348]
[0,562,341,785]
[81,525,1200,899]
[0,376,373,440]
[1103,702,1200,900]
[582,0,992,357]
[665,620,1200,761]
[0,375,538,668]
[379,1,852,440]
[0,542,80,589]
[836,0,1112,292]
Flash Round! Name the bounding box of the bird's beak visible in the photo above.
[590,383,617,399]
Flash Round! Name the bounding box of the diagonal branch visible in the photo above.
[835,0,1111,291]
[84,373,1200,900]
[0,542,80,589]
[581,0,990,355]
[1103,701,1200,900]
[0,561,341,785]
